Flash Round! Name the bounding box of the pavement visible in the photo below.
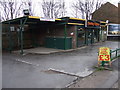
[68,70,118,88]
[68,58,119,88]
[112,81,119,88]
[13,47,64,54]
[2,41,119,88]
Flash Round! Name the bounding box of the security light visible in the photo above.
[23,9,29,16]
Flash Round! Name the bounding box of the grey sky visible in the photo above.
[31,0,119,18]
[66,0,118,17]
[1,0,119,18]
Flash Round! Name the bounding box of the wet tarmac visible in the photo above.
[2,41,119,88]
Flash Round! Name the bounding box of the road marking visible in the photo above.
[48,68,93,77]
[15,59,40,66]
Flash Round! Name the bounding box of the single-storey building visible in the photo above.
[2,16,107,54]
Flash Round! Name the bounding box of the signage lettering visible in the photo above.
[98,47,111,61]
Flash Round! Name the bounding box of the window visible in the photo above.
[10,26,15,31]
[109,24,119,31]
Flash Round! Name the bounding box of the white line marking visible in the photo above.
[48,68,93,77]
[15,59,40,66]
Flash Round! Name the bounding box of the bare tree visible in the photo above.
[41,0,66,18]
[60,0,66,17]
[71,3,82,18]
[0,0,25,21]
[72,0,104,20]
[0,7,3,22]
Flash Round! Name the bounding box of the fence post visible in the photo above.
[110,50,112,61]
[116,49,117,57]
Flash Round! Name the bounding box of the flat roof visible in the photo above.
[100,21,107,23]
[2,16,62,24]
[2,16,86,26]
[59,17,86,21]
[2,16,108,26]
[69,17,86,21]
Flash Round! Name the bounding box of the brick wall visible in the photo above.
[2,24,32,50]
[46,25,77,49]
[2,23,78,50]
[67,25,77,49]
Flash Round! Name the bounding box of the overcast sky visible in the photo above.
[65,0,119,17]
[64,0,119,6]
[31,0,119,18]
[1,0,119,18]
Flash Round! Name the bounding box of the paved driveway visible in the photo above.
[2,41,119,88]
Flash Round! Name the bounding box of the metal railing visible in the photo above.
[110,48,120,60]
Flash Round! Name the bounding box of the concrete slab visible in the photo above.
[112,81,118,88]
[68,70,118,88]
[13,47,64,54]
[13,46,87,55]
[68,57,119,88]
[47,68,93,77]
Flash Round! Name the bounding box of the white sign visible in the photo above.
[70,32,74,36]
[10,26,15,31]
[85,20,87,27]
[104,31,107,34]
[40,17,55,22]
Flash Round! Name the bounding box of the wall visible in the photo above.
[67,25,77,49]
[30,25,48,47]
[2,23,78,50]
[2,24,9,49]
[46,25,77,49]
[2,24,32,50]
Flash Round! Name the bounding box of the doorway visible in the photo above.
[77,28,85,47]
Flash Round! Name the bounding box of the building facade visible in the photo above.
[2,16,107,54]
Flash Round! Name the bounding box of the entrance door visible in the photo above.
[93,29,98,43]
[87,30,92,45]
[77,28,85,47]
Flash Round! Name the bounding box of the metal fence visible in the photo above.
[110,48,120,60]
